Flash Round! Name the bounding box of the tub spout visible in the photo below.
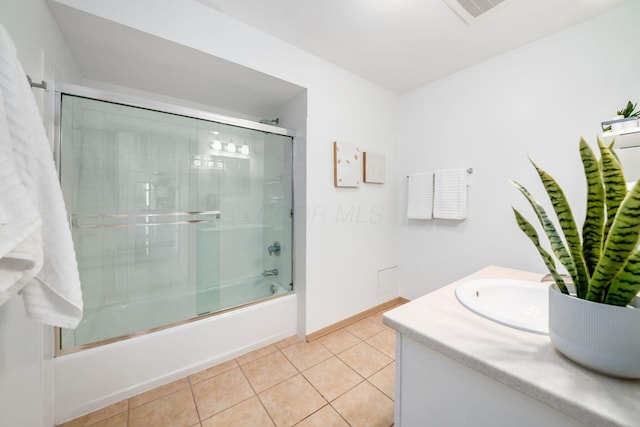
[262,268,278,277]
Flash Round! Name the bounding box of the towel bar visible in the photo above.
[407,167,473,178]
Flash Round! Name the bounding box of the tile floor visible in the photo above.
[58,304,403,427]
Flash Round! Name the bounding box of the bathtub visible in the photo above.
[54,282,297,424]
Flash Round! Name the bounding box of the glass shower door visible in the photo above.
[262,133,294,293]
[57,90,293,353]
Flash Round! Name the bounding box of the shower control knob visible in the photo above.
[268,241,281,256]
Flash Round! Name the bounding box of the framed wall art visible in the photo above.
[363,151,385,184]
[333,141,361,187]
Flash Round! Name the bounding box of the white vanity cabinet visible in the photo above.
[383,266,639,427]
[394,334,586,427]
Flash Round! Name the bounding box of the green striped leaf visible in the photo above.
[580,138,604,279]
[587,179,640,302]
[510,179,579,289]
[605,249,640,306]
[608,139,620,163]
[513,208,569,294]
[598,137,627,239]
[532,161,589,298]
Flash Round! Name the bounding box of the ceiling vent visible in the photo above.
[442,0,507,24]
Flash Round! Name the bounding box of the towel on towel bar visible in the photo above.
[407,172,434,219]
[0,25,83,328]
[433,168,468,220]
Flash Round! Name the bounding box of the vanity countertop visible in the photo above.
[382,265,640,427]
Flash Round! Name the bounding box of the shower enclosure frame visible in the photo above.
[52,82,296,356]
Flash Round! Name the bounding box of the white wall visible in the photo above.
[397,0,640,299]
[0,1,81,426]
[53,0,400,334]
[82,78,268,123]
[277,91,310,335]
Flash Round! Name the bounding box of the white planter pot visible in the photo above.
[622,117,638,129]
[611,115,625,132]
[548,284,640,379]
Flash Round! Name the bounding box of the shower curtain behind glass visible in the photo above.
[57,93,293,352]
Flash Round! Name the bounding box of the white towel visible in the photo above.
[407,172,434,219]
[0,90,42,305]
[0,25,83,328]
[433,168,468,220]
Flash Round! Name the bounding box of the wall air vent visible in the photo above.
[442,0,508,24]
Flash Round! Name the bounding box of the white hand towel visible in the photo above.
[0,90,43,305]
[407,172,434,219]
[0,25,83,328]
[433,168,468,220]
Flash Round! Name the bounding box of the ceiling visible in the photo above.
[48,0,631,118]
[198,0,631,94]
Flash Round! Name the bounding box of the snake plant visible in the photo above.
[511,137,640,306]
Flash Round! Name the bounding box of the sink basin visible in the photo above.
[455,278,549,334]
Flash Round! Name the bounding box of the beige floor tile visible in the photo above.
[241,351,298,393]
[317,329,361,354]
[302,357,363,402]
[130,377,190,408]
[366,329,397,360]
[370,302,407,325]
[58,400,128,427]
[337,341,393,378]
[332,381,394,427]
[344,318,385,340]
[276,335,302,350]
[129,388,199,427]
[236,344,279,365]
[190,359,239,384]
[368,311,395,331]
[368,363,395,399]
[367,310,386,326]
[192,367,255,420]
[259,375,327,427]
[88,412,128,427]
[60,308,402,427]
[200,396,274,427]
[281,341,333,371]
[294,405,349,427]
